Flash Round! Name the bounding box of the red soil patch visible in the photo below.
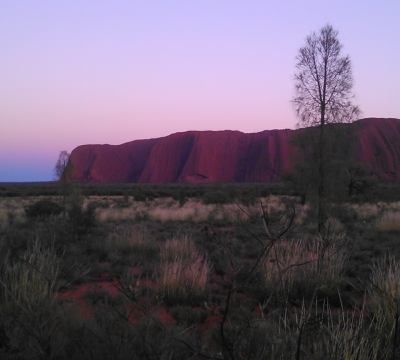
[58,266,262,333]
[58,270,176,325]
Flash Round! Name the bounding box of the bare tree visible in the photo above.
[292,24,360,234]
[54,151,71,217]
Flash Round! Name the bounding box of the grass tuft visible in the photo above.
[260,235,347,303]
[156,234,210,306]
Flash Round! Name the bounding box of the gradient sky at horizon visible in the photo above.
[1,1,399,182]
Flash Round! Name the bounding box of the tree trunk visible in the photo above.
[318,107,326,234]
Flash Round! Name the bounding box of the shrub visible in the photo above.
[178,187,187,207]
[202,190,230,205]
[225,184,239,202]
[239,191,257,206]
[67,191,97,240]
[24,199,63,220]
[132,186,147,202]
[330,203,358,224]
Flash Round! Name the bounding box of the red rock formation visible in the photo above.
[68,139,158,183]
[356,118,400,181]
[66,118,400,183]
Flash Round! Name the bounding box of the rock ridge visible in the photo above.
[66,118,400,183]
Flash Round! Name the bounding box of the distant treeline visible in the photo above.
[0,181,399,202]
[0,182,283,199]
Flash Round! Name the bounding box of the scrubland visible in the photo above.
[0,182,400,359]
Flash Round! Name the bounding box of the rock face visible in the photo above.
[67,118,400,183]
[356,118,400,181]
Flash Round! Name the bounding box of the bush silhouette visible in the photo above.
[25,199,63,220]
[202,190,230,205]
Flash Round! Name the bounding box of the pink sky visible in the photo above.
[1,1,399,181]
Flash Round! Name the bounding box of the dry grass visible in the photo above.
[1,238,61,304]
[293,203,309,225]
[278,299,389,359]
[95,196,294,223]
[149,200,214,222]
[0,194,289,227]
[351,203,381,220]
[101,226,157,256]
[0,238,66,358]
[0,197,36,229]
[156,234,210,304]
[375,211,400,232]
[368,254,400,354]
[261,235,347,301]
[369,254,400,318]
[325,216,345,232]
[351,201,400,221]
[4,194,399,236]
[97,207,139,222]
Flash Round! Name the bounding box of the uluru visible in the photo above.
[66,118,400,183]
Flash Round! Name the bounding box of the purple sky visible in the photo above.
[1,1,399,182]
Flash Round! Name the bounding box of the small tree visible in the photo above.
[54,151,71,217]
[67,189,96,241]
[292,24,360,233]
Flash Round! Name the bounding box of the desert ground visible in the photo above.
[0,182,400,359]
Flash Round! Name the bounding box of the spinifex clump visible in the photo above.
[155,234,210,306]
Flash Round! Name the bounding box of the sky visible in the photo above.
[1,1,399,182]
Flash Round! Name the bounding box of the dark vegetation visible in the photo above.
[24,199,63,220]
[0,179,400,359]
[292,23,361,234]
[1,180,399,201]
